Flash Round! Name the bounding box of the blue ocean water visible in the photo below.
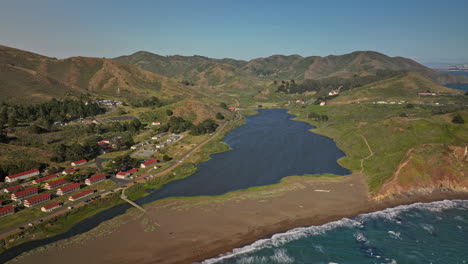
[440,71,468,91]
[203,200,468,264]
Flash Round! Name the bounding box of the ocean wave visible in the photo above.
[200,199,468,264]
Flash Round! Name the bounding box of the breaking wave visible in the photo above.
[201,199,468,264]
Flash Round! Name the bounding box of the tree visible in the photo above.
[162,154,172,161]
[215,112,224,120]
[7,115,17,128]
[166,109,173,116]
[452,114,465,124]
[219,102,228,110]
[406,103,414,109]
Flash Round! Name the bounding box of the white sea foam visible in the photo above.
[387,230,402,240]
[200,199,468,264]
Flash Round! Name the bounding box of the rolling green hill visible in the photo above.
[0,45,200,103]
[115,50,468,85]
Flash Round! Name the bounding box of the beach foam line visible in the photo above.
[200,199,468,264]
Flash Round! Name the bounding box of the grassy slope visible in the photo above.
[290,80,467,193]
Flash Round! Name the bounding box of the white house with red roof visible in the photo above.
[11,187,38,201]
[69,189,94,201]
[62,168,76,175]
[0,205,15,218]
[141,159,158,168]
[57,183,80,196]
[41,202,61,212]
[44,178,67,190]
[71,159,87,166]
[85,174,106,185]
[151,121,161,126]
[116,168,137,179]
[32,173,60,184]
[3,184,22,193]
[5,169,40,183]
[23,193,51,207]
[320,101,326,106]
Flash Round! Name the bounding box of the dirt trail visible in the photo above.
[360,134,375,173]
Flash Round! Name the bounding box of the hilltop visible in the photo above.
[0,45,198,103]
[115,50,468,85]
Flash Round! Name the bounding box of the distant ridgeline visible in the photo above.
[276,69,407,94]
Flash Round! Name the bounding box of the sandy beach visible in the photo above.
[11,173,468,264]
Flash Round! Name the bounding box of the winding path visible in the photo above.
[360,134,375,173]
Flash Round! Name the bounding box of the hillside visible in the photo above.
[330,72,464,104]
[0,45,198,103]
[115,50,468,85]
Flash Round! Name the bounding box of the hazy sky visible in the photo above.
[1,0,467,64]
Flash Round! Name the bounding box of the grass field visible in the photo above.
[289,102,467,193]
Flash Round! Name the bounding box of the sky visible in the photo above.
[1,0,467,65]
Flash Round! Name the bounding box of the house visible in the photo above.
[418,91,436,96]
[69,189,94,201]
[141,159,158,168]
[11,187,38,201]
[328,90,339,96]
[62,168,76,175]
[229,106,236,111]
[57,183,80,196]
[44,178,67,190]
[71,159,87,166]
[41,202,61,212]
[116,171,130,179]
[116,168,137,179]
[320,101,326,106]
[296,99,304,104]
[151,121,161,126]
[85,174,106,185]
[5,169,40,183]
[32,173,60,184]
[23,193,51,207]
[0,205,14,218]
[4,184,23,193]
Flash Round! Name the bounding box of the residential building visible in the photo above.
[141,159,158,168]
[116,168,137,179]
[85,174,106,185]
[69,189,94,201]
[57,183,80,196]
[41,202,61,212]
[32,173,60,184]
[23,193,51,207]
[5,169,40,183]
[71,159,87,166]
[151,121,161,126]
[229,106,236,111]
[44,178,67,190]
[62,168,76,175]
[320,101,326,106]
[0,205,14,218]
[3,185,22,193]
[11,187,38,201]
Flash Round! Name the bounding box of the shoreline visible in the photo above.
[192,192,468,264]
[9,173,468,264]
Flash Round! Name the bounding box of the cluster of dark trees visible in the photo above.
[107,119,143,133]
[106,154,140,172]
[307,112,329,121]
[216,112,225,120]
[190,119,219,135]
[429,104,467,115]
[128,96,164,108]
[181,80,195,86]
[0,99,105,126]
[50,140,102,163]
[155,116,218,135]
[452,114,465,124]
[276,70,407,94]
